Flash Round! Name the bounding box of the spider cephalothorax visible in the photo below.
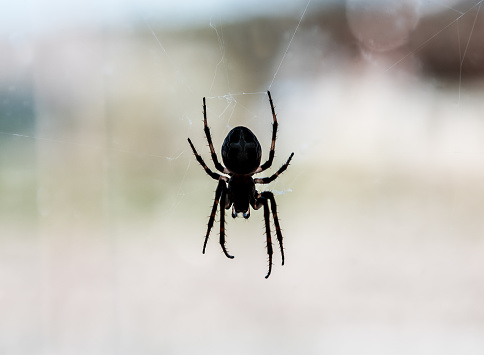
[187,91,294,279]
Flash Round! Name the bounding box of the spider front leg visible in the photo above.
[202,97,229,174]
[188,138,224,181]
[254,152,294,185]
[257,91,278,173]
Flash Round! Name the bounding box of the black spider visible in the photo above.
[187,91,294,279]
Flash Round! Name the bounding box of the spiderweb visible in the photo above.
[1,1,484,353]
[0,0,482,223]
[1,0,482,219]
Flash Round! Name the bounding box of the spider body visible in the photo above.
[227,174,255,217]
[222,126,261,174]
[187,91,294,278]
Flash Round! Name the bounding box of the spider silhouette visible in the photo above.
[187,91,294,278]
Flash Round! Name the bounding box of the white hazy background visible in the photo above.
[1,0,484,354]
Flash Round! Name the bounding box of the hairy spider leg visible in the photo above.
[257,90,278,173]
[260,191,284,266]
[254,152,294,184]
[188,138,233,257]
[253,193,274,279]
[187,138,226,181]
[203,179,228,254]
[219,184,234,259]
[202,97,228,174]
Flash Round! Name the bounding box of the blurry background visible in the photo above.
[1,0,484,353]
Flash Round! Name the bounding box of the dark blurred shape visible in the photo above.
[346,0,420,52]
[412,0,484,78]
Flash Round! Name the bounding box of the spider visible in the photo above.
[187,91,294,279]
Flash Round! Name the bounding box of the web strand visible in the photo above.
[458,0,482,105]
[143,17,193,94]
[385,0,483,73]
[424,0,465,15]
[268,0,312,90]
[209,17,231,95]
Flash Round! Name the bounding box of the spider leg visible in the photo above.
[260,191,284,266]
[219,184,234,259]
[253,194,274,279]
[254,152,294,184]
[256,91,278,173]
[188,138,227,181]
[203,179,226,254]
[202,97,229,174]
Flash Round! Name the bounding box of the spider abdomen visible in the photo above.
[222,126,262,175]
[228,175,255,214]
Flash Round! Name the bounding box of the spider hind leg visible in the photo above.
[203,179,233,260]
[262,199,273,279]
[261,191,284,266]
[219,184,234,259]
[253,191,284,279]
